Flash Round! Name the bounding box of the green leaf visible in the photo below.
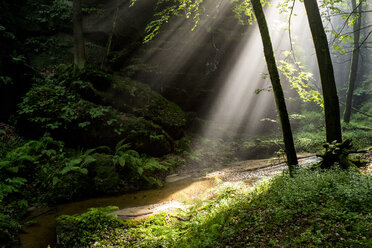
[118,157,125,167]
[67,158,82,167]
[78,121,91,128]
[52,177,60,186]
[137,167,144,176]
[6,166,19,173]
[82,156,96,166]
[61,166,88,175]
[0,161,12,170]
[17,199,28,208]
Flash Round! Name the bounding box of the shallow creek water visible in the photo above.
[19,155,318,248]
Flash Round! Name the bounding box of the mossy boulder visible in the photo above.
[99,77,187,139]
[17,76,173,156]
[56,206,122,248]
[66,111,173,156]
[80,69,114,91]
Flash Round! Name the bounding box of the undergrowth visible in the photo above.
[57,167,372,247]
[0,134,177,245]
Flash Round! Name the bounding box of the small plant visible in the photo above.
[317,139,365,169]
[113,141,169,187]
[52,148,97,188]
[271,148,286,165]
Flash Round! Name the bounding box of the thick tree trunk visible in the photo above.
[343,0,361,123]
[73,0,86,71]
[250,0,298,175]
[303,0,342,143]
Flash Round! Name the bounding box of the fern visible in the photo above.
[59,148,97,176]
[115,139,131,155]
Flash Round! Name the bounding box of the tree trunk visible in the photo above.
[102,0,120,68]
[303,0,342,143]
[250,0,298,176]
[73,0,86,72]
[343,0,361,123]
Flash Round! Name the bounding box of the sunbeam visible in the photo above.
[133,0,235,93]
[201,0,312,140]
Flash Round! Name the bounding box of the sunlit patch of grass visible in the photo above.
[90,181,258,248]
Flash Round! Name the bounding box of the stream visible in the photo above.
[19,155,319,248]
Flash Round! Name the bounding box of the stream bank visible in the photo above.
[19,154,316,248]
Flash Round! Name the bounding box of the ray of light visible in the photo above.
[200,0,313,140]
[132,0,242,93]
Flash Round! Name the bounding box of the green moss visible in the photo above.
[101,77,187,139]
[80,69,114,91]
[17,74,173,156]
[56,206,125,248]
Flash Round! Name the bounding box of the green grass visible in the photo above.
[57,168,372,247]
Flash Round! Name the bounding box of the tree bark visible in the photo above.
[73,0,86,72]
[343,0,361,123]
[102,0,120,68]
[251,0,298,176]
[303,0,342,143]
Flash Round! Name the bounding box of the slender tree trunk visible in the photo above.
[303,0,342,143]
[73,0,86,72]
[250,0,298,176]
[102,0,120,68]
[344,0,361,123]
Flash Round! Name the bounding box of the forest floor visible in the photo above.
[19,153,315,247]
[19,149,372,248]
[55,150,372,247]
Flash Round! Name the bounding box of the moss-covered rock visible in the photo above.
[99,77,187,139]
[17,75,173,156]
[56,206,122,248]
[80,69,114,91]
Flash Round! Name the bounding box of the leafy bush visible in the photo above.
[112,140,170,188]
[17,75,117,132]
[0,134,66,243]
[0,134,97,203]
